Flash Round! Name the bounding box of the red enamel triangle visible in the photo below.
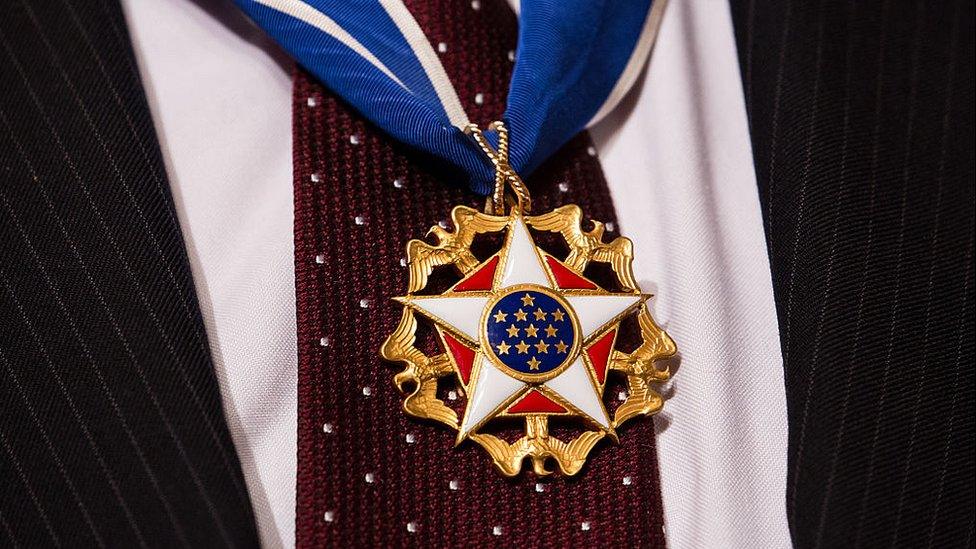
[586,329,616,384]
[545,255,598,289]
[507,389,568,414]
[453,256,499,292]
[442,332,475,384]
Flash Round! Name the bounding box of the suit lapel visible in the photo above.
[0,1,258,546]
[730,1,974,546]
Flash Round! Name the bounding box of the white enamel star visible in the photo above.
[399,215,644,439]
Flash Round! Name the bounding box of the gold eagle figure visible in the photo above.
[610,309,676,426]
[380,312,458,428]
[405,206,510,293]
[470,417,606,476]
[527,205,638,291]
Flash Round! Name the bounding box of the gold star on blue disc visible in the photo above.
[484,289,576,377]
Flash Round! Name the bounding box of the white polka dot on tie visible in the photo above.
[474,93,484,105]
[558,182,569,193]
[355,215,365,225]
[507,50,515,62]
[322,423,334,434]
[349,134,360,145]
[393,178,404,189]
[400,258,407,268]
[471,0,481,10]
[618,391,628,401]
[449,479,459,490]
[314,254,325,265]
[405,433,416,444]
[447,390,458,401]
[407,522,418,533]
[310,173,322,183]
[437,42,448,53]
[359,298,371,308]
[364,472,375,484]
[362,386,373,397]
[622,476,633,486]
[492,526,503,536]
[606,222,616,232]
[319,337,330,347]
[306,97,318,107]
[587,145,597,156]
[581,522,591,531]
[534,483,545,493]
[324,510,335,522]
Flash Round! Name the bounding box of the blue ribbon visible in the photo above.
[236,0,654,195]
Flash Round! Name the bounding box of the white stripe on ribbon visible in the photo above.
[255,0,407,89]
[586,0,669,127]
[257,0,660,137]
[379,0,470,128]
[506,0,521,17]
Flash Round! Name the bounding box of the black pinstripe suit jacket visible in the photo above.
[0,0,972,547]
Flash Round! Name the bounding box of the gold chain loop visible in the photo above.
[464,121,532,215]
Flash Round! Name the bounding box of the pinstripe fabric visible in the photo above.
[731,1,975,547]
[0,1,259,546]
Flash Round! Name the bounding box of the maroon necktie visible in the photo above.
[293,1,667,546]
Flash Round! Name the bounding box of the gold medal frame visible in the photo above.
[381,202,676,476]
[380,121,675,477]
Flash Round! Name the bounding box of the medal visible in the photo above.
[381,122,675,476]
[239,0,672,477]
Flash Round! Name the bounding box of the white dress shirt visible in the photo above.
[122,1,790,547]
